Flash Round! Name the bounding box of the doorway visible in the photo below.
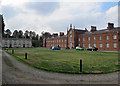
[23,44,25,48]
[9,44,12,48]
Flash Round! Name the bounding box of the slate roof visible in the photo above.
[84,27,120,34]
[47,35,67,39]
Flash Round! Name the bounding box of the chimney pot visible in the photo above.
[107,23,114,30]
[90,26,97,32]
[60,32,64,36]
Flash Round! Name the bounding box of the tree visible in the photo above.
[1,15,5,37]
[5,29,11,38]
[32,40,40,47]
[13,30,18,38]
[18,30,23,38]
[36,34,39,40]
[39,36,43,47]
[24,30,29,38]
[41,31,51,38]
[29,31,33,39]
[32,31,36,40]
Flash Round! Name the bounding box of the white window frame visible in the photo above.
[88,43,91,48]
[19,44,21,47]
[79,38,80,41]
[83,38,85,41]
[99,43,102,48]
[14,44,17,47]
[83,43,85,47]
[94,36,96,40]
[4,44,7,47]
[106,35,109,40]
[94,43,96,47]
[65,44,66,47]
[88,37,90,41]
[113,35,117,40]
[113,42,117,48]
[99,36,102,40]
[106,43,109,48]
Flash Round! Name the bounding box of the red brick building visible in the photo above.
[43,23,120,51]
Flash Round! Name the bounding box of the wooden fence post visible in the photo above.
[80,59,82,72]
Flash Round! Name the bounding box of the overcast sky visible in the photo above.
[0,0,119,35]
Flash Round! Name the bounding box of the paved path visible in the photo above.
[2,51,119,84]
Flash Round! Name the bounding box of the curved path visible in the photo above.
[2,51,118,84]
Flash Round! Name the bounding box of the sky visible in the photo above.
[0,0,119,35]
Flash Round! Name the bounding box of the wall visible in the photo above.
[79,30,119,51]
[46,36,67,49]
[2,38,32,48]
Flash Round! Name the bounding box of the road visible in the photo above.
[2,51,119,84]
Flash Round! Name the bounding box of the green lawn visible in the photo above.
[6,48,119,74]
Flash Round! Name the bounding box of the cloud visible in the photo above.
[105,5,118,27]
[1,1,118,35]
[25,2,60,16]
[45,2,106,32]
[1,5,20,19]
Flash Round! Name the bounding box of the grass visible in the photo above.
[6,47,120,74]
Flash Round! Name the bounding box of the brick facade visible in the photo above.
[43,23,120,51]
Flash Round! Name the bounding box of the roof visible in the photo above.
[73,28,86,31]
[2,38,31,40]
[47,35,67,39]
[84,27,120,34]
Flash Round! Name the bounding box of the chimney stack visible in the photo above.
[60,32,64,36]
[52,33,58,37]
[107,23,114,30]
[90,26,97,32]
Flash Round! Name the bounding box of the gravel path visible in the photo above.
[2,51,119,84]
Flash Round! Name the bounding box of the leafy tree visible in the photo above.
[5,29,11,38]
[39,36,43,47]
[24,30,29,38]
[29,31,33,39]
[13,30,18,38]
[32,31,36,40]
[1,15,5,37]
[32,40,40,47]
[36,34,39,40]
[41,31,51,38]
[18,30,23,38]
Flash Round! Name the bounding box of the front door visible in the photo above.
[9,44,12,48]
[23,44,25,48]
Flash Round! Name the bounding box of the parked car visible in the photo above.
[76,46,84,50]
[52,46,60,50]
[86,47,98,51]
[66,47,70,49]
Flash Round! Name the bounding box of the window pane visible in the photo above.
[113,43,117,48]
[106,43,109,48]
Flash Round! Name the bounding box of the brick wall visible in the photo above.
[79,30,119,51]
[46,36,67,49]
